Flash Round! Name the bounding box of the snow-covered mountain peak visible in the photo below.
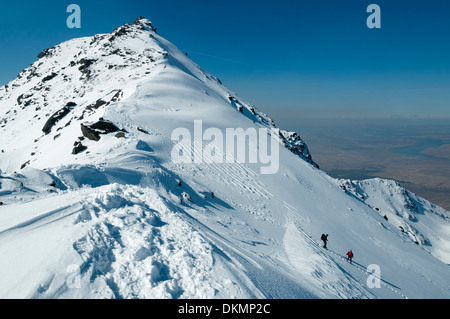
[0,17,316,173]
[132,16,154,29]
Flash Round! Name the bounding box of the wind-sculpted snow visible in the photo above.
[0,17,449,299]
[0,183,240,298]
[70,185,225,299]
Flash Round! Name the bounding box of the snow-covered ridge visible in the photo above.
[0,18,449,299]
[0,17,316,173]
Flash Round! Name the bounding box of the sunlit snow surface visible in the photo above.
[0,18,449,299]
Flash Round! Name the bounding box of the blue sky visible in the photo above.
[1,0,449,122]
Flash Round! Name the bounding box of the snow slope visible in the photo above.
[0,18,449,299]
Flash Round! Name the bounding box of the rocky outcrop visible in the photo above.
[42,72,58,82]
[42,102,77,134]
[86,90,122,112]
[78,58,96,80]
[80,120,120,141]
[72,141,87,155]
[278,129,319,169]
[37,47,55,59]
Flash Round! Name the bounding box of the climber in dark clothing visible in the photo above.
[346,250,354,264]
[321,234,328,249]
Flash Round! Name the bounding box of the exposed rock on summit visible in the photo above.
[80,120,120,141]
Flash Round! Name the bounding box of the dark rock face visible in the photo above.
[85,90,122,112]
[278,130,319,169]
[37,47,55,59]
[78,58,96,79]
[37,50,48,59]
[72,142,87,155]
[86,99,107,111]
[80,120,120,141]
[42,72,58,82]
[21,160,30,169]
[78,58,96,70]
[42,102,77,134]
[137,127,149,134]
[17,93,33,107]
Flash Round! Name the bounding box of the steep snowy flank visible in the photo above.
[338,178,450,264]
[0,18,449,299]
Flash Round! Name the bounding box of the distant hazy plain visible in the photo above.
[286,118,450,211]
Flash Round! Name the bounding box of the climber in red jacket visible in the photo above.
[346,250,354,264]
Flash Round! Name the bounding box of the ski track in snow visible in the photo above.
[283,215,372,299]
[324,248,408,299]
[283,210,411,299]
